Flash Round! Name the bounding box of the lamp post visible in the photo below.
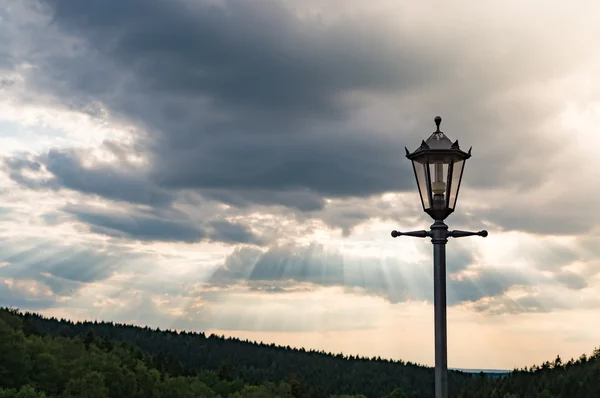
[391,116,488,398]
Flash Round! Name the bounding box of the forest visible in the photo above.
[0,307,598,397]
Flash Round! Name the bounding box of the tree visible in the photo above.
[231,385,273,398]
[554,355,562,368]
[217,360,232,381]
[101,359,137,398]
[383,387,409,398]
[0,320,30,388]
[83,330,96,351]
[536,389,552,398]
[0,385,48,398]
[133,362,161,398]
[18,386,47,398]
[289,374,303,398]
[62,371,109,398]
[29,352,60,394]
[22,318,40,337]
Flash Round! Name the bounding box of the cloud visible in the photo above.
[202,235,600,315]
[0,278,57,310]
[62,203,268,245]
[202,189,326,213]
[65,204,206,243]
[62,285,385,333]
[5,148,173,207]
[208,220,267,246]
[470,286,600,316]
[307,194,422,236]
[206,242,571,311]
[4,0,597,237]
[448,267,535,304]
[521,241,581,271]
[0,237,146,300]
[476,192,600,236]
[553,270,588,290]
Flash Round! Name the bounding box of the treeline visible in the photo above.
[1,308,290,397]
[457,349,600,398]
[1,307,389,398]
[3,308,470,397]
[1,308,598,397]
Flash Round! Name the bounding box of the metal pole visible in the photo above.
[391,223,487,398]
[430,220,448,398]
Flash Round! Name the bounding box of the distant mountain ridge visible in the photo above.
[452,369,510,374]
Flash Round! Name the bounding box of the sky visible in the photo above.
[1,0,600,370]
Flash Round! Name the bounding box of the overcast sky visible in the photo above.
[1,0,600,370]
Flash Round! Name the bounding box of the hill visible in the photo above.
[1,307,598,397]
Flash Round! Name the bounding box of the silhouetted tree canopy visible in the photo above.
[1,307,598,397]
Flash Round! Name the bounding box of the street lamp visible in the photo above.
[391,116,488,398]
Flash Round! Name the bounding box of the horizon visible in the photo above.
[7,305,596,373]
[3,306,520,372]
[1,0,600,371]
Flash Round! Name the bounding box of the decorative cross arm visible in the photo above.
[391,229,488,238]
[448,230,488,238]
[391,230,430,238]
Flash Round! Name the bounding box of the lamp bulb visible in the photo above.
[432,181,446,195]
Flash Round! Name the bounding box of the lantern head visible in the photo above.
[405,116,471,221]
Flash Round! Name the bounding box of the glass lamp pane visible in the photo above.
[412,161,431,210]
[448,159,465,210]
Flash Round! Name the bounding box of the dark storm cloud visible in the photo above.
[39,0,437,115]
[15,0,423,203]
[4,149,174,207]
[63,204,267,245]
[67,207,206,243]
[5,0,581,220]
